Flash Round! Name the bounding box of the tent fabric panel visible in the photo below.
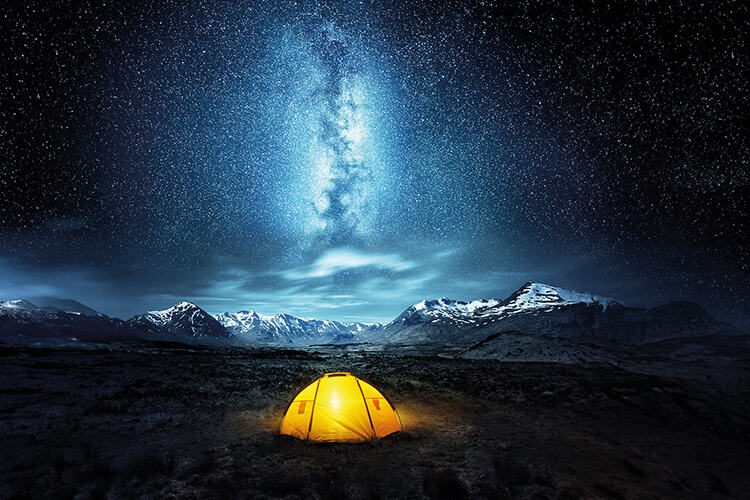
[358,379,403,438]
[308,375,375,442]
[279,379,319,439]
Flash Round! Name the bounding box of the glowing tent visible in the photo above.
[279,372,403,442]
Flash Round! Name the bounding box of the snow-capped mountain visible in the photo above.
[0,299,55,321]
[0,299,136,341]
[0,299,100,319]
[215,309,380,346]
[0,284,737,347]
[378,282,734,345]
[128,302,232,339]
[388,283,609,329]
[0,298,374,345]
[391,298,502,326]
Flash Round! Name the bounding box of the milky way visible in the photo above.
[1,1,748,325]
[277,22,392,244]
[311,24,369,239]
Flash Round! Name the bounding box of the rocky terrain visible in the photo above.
[2,283,748,497]
[0,342,748,499]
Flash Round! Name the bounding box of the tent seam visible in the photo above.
[306,378,322,440]
[355,377,376,439]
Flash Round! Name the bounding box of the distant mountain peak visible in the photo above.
[132,301,231,339]
[1,298,100,317]
[149,301,199,313]
[392,296,502,327]
[1,299,41,310]
[0,298,135,342]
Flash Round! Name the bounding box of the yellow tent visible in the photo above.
[279,372,403,442]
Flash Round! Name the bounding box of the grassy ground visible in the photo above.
[1,343,748,498]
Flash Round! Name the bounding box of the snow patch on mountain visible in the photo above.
[498,282,614,311]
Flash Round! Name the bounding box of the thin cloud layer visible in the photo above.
[282,247,416,280]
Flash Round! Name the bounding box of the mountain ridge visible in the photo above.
[378,282,736,345]
[0,282,740,346]
[0,299,140,341]
[214,309,380,346]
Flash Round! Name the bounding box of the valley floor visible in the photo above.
[1,343,749,499]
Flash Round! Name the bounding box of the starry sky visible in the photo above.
[1,1,748,326]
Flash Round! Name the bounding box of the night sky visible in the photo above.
[1,1,748,326]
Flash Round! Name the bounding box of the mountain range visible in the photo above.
[214,310,378,345]
[377,282,735,345]
[0,298,379,346]
[0,283,740,348]
[0,299,135,341]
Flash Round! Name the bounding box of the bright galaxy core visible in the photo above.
[272,22,397,243]
[1,1,748,325]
